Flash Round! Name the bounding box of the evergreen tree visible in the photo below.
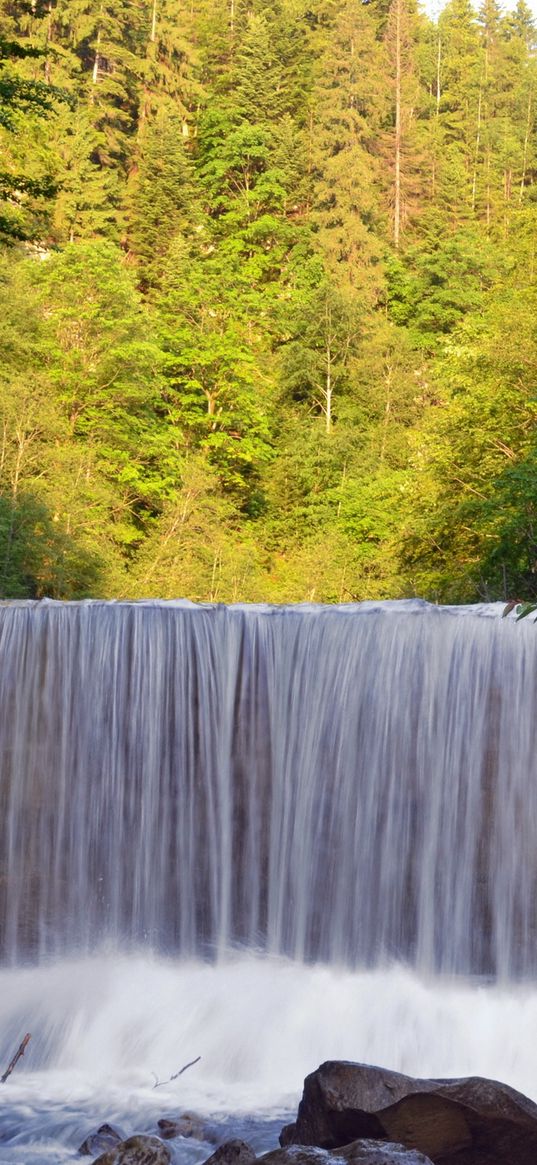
[127,106,198,287]
[141,0,200,126]
[0,0,68,239]
[1,0,537,602]
[51,104,119,242]
[58,0,146,173]
[309,0,386,297]
[435,0,482,221]
[383,0,426,247]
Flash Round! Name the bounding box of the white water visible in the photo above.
[3,954,537,1162]
[1,600,537,1160]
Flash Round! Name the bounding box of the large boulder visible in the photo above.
[263,1141,433,1165]
[93,1134,171,1165]
[279,1061,537,1164]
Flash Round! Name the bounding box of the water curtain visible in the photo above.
[1,600,535,978]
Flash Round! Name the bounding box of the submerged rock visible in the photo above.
[202,1138,257,1165]
[157,1111,214,1140]
[280,1060,537,1164]
[263,1140,433,1165]
[92,1134,171,1165]
[78,1123,123,1155]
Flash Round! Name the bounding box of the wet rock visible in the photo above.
[93,1133,171,1165]
[279,1060,537,1164]
[158,1117,194,1140]
[202,1138,257,1165]
[264,1140,433,1165]
[157,1111,212,1140]
[78,1123,123,1155]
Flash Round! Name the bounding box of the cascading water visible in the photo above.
[2,599,537,1163]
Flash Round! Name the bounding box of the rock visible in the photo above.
[157,1111,211,1140]
[341,1146,432,1165]
[93,1134,171,1165]
[202,1138,257,1165]
[263,1140,433,1165]
[279,1060,537,1164]
[78,1123,124,1155]
[157,1117,194,1140]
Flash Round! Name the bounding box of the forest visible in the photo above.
[1,0,537,604]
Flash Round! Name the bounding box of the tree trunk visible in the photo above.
[431,34,441,199]
[519,89,532,204]
[471,85,482,214]
[92,27,102,86]
[394,0,402,250]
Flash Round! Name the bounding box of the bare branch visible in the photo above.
[152,1056,201,1089]
[1,1034,31,1083]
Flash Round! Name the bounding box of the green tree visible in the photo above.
[309,0,386,296]
[127,106,198,288]
[0,0,68,239]
[434,0,482,222]
[400,285,537,600]
[158,235,274,506]
[278,275,361,434]
[383,0,426,247]
[0,252,107,596]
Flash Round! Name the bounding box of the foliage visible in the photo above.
[1,0,537,603]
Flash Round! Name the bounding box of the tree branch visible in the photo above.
[152,1056,201,1088]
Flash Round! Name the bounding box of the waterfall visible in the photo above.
[1,598,536,980]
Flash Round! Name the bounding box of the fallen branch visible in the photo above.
[1,1033,31,1083]
[152,1055,201,1089]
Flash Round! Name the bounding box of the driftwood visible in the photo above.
[152,1055,201,1089]
[1,1033,31,1083]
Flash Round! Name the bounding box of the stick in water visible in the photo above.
[152,1055,201,1088]
[1,1034,31,1083]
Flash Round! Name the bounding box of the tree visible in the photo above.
[278,276,360,434]
[140,0,200,126]
[0,0,68,239]
[400,285,537,601]
[127,106,198,288]
[132,453,265,601]
[158,235,274,507]
[0,251,106,596]
[434,0,482,222]
[383,0,425,247]
[309,0,386,296]
[30,242,178,569]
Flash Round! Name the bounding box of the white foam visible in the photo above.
[1,954,537,1123]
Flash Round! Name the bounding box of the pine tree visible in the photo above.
[383,0,426,248]
[0,0,68,239]
[50,104,119,242]
[234,1,309,124]
[55,0,145,171]
[309,0,386,296]
[496,3,537,222]
[435,0,483,222]
[140,0,201,126]
[127,106,198,288]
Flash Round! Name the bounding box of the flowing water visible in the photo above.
[1,599,537,1162]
